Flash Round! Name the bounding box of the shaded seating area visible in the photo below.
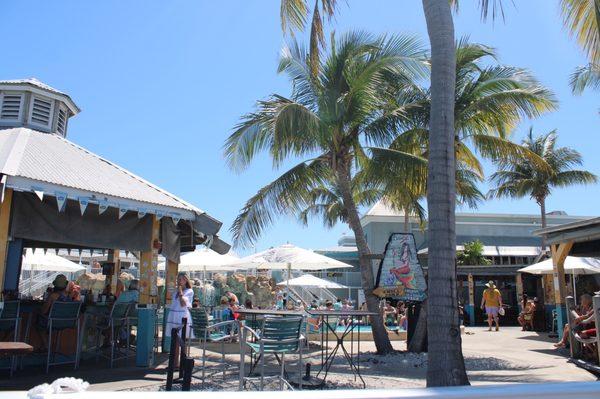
[0,78,230,376]
[535,218,600,372]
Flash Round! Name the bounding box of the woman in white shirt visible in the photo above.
[166,273,194,367]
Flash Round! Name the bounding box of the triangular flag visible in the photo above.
[68,249,72,256]
[78,249,82,256]
[33,188,44,201]
[54,248,59,255]
[55,191,68,212]
[118,207,127,219]
[172,216,181,225]
[78,197,89,215]
[125,250,130,258]
[43,248,48,255]
[98,201,109,215]
[102,249,106,257]
[90,249,94,257]
[138,208,147,219]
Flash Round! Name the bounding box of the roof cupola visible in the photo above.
[0,78,79,137]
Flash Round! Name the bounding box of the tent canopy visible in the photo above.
[230,243,351,271]
[158,248,239,272]
[276,274,347,289]
[518,256,600,275]
[22,249,86,273]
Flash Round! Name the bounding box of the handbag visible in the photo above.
[498,307,505,316]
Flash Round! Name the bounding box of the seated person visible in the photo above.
[383,301,397,327]
[192,296,201,308]
[116,279,139,304]
[66,281,81,302]
[333,298,343,311]
[36,274,72,349]
[244,298,254,309]
[555,293,594,348]
[518,298,535,331]
[324,300,334,311]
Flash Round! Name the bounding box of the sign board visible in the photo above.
[373,233,427,302]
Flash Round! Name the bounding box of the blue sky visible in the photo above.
[1,1,598,254]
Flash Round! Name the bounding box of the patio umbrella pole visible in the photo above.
[287,262,291,304]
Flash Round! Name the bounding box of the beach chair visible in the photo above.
[0,301,20,375]
[188,307,238,383]
[242,316,304,391]
[42,301,82,373]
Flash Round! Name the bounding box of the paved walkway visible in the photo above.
[0,327,595,391]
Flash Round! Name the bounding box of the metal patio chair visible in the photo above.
[188,307,238,382]
[241,316,304,391]
[95,302,131,367]
[42,301,82,373]
[0,301,21,375]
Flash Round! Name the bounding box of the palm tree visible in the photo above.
[420,0,468,387]
[489,128,598,248]
[224,31,429,354]
[570,63,600,94]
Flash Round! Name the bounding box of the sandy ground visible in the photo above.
[124,326,596,392]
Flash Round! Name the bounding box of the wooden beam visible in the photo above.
[0,189,13,293]
[551,242,573,306]
[165,260,178,305]
[515,273,523,312]
[108,249,121,295]
[139,216,160,304]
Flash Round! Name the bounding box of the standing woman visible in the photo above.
[166,273,194,367]
[481,280,503,332]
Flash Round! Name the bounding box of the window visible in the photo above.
[29,95,54,128]
[56,107,67,135]
[0,93,23,121]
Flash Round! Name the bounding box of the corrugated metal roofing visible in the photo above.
[0,127,202,214]
[0,78,66,96]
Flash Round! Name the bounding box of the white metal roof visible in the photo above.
[0,127,212,223]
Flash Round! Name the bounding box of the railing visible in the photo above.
[13,381,600,398]
[19,271,62,297]
[566,294,600,366]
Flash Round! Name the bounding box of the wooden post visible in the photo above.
[565,296,580,358]
[139,216,159,304]
[107,249,120,295]
[516,273,523,312]
[0,188,13,293]
[165,260,179,305]
[593,295,600,366]
[551,242,573,338]
[467,273,475,326]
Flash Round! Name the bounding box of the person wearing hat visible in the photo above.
[481,280,503,331]
[37,274,72,350]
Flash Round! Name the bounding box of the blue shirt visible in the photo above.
[116,290,139,304]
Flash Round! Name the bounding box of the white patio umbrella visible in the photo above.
[276,273,347,289]
[230,243,351,297]
[157,248,239,272]
[518,256,600,303]
[22,249,86,273]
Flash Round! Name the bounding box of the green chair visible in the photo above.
[0,301,21,375]
[95,302,131,368]
[42,301,82,374]
[188,307,238,383]
[242,316,304,391]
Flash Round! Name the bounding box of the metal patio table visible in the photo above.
[307,309,377,388]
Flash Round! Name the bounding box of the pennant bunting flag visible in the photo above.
[68,249,72,256]
[54,248,59,255]
[33,188,44,201]
[43,248,48,255]
[55,191,68,212]
[98,201,109,215]
[78,249,82,257]
[156,210,164,220]
[170,213,181,225]
[118,207,127,219]
[78,197,89,215]
[0,175,6,203]
[138,208,147,219]
[90,249,94,257]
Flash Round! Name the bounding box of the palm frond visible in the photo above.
[570,63,600,94]
[230,158,329,248]
[560,0,600,64]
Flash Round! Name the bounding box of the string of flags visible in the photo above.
[26,188,185,223]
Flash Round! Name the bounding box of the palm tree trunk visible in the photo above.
[539,197,547,249]
[404,210,410,233]
[422,0,469,387]
[336,162,394,355]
